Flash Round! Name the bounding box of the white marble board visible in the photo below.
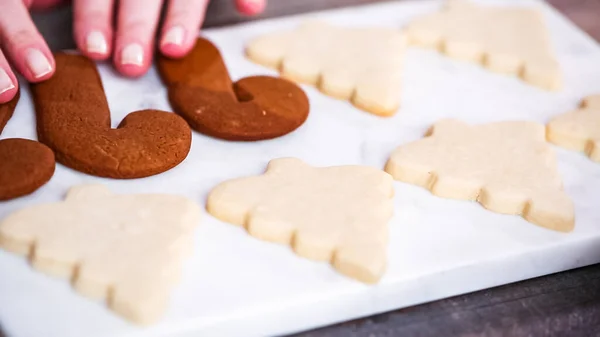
[1,0,600,336]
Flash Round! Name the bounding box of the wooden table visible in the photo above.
[24,1,600,336]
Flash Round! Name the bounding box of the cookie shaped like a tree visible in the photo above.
[207,158,395,283]
[385,120,574,232]
[0,185,201,324]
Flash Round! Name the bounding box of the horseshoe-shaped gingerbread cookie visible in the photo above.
[157,38,310,141]
[31,53,192,179]
[0,91,55,201]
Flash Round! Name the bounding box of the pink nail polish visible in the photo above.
[86,31,108,54]
[25,49,53,79]
[0,68,15,95]
[162,26,185,47]
[121,43,144,66]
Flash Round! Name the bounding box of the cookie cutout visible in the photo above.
[582,94,600,109]
[0,91,55,201]
[30,53,192,179]
[385,120,574,232]
[245,21,406,116]
[405,0,561,90]
[0,184,201,324]
[207,158,394,283]
[157,38,309,141]
[547,95,600,162]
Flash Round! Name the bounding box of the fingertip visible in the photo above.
[26,69,55,83]
[0,86,18,104]
[115,43,151,78]
[116,64,150,78]
[160,42,193,59]
[236,0,266,15]
[79,30,112,61]
[22,48,55,83]
[0,68,18,101]
[159,26,191,58]
[0,69,18,103]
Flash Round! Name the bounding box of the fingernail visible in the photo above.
[25,49,53,79]
[121,43,144,66]
[0,68,15,95]
[162,26,185,47]
[86,30,108,54]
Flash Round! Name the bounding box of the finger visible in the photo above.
[0,49,19,103]
[73,0,114,60]
[114,0,163,77]
[235,0,266,16]
[159,0,210,58]
[0,0,55,82]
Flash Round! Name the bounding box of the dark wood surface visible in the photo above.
[19,1,600,337]
[294,264,600,337]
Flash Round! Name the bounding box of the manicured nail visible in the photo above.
[0,68,15,95]
[162,26,185,47]
[86,30,108,54]
[25,49,53,79]
[121,43,144,66]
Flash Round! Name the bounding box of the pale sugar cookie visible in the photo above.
[385,120,574,232]
[246,21,407,116]
[0,184,201,325]
[405,0,561,90]
[207,158,395,283]
[547,95,600,162]
[582,94,600,109]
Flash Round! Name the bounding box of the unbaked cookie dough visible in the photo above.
[582,94,600,109]
[0,184,201,325]
[207,158,394,283]
[246,21,407,116]
[385,120,574,232]
[405,0,561,90]
[547,95,600,162]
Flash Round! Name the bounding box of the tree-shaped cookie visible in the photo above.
[207,158,394,283]
[385,120,574,232]
[405,0,561,90]
[0,184,201,324]
[246,21,407,116]
[547,95,600,162]
[582,94,600,109]
[0,90,55,201]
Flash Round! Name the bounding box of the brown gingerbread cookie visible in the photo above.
[31,53,192,179]
[0,91,56,201]
[157,38,310,141]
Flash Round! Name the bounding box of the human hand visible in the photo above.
[0,0,267,104]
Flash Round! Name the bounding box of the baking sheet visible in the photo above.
[2,0,600,336]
